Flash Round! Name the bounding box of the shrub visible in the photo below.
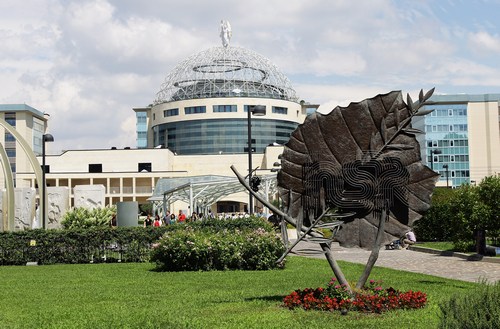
[150,227,285,271]
[61,206,117,229]
[0,227,168,265]
[283,278,427,314]
[438,280,500,329]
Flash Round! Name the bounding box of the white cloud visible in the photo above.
[1,0,499,153]
[468,31,500,54]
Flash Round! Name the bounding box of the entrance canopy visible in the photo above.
[148,174,277,215]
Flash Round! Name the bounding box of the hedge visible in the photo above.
[0,217,278,266]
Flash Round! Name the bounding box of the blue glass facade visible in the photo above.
[135,111,148,149]
[421,103,469,187]
[152,118,297,155]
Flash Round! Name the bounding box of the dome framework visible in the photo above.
[155,46,298,104]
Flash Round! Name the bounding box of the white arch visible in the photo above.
[0,143,14,230]
[0,117,44,230]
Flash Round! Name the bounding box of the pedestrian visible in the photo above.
[144,214,153,227]
[153,215,161,227]
[401,229,416,249]
[178,210,186,223]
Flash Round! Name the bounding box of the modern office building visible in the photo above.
[0,104,49,189]
[135,42,313,154]
[414,93,500,188]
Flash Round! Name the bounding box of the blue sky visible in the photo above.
[1,0,499,152]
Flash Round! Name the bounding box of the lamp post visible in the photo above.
[429,149,442,171]
[442,164,449,188]
[247,105,266,214]
[42,134,54,229]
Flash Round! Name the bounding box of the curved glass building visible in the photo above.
[137,42,308,155]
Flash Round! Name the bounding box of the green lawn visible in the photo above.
[0,257,477,329]
[417,241,455,251]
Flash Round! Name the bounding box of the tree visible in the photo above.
[448,175,500,254]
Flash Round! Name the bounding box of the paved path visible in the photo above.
[295,241,500,283]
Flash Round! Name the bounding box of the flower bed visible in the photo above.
[283,278,427,313]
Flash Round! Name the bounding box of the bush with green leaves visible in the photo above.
[61,206,117,229]
[438,280,500,329]
[415,175,500,252]
[150,226,285,271]
[0,227,168,265]
[0,217,280,266]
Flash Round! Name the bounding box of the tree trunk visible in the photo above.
[475,229,487,255]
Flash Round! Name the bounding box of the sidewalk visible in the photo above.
[293,240,500,283]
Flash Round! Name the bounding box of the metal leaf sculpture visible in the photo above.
[278,89,439,250]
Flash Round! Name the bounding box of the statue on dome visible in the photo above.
[220,20,232,47]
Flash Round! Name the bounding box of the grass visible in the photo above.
[417,241,455,251]
[417,241,499,257]
[0,257,478,329]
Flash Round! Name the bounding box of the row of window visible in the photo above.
[88,163,152,173]
[430,108,467,117]
[428,154,469,163]
[439,170,469,178]
[428,139,468,147]
[162,105,289,117]
[153,119,298,155]
[426,124,467,132]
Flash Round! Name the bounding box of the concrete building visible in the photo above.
[414,93,500,188]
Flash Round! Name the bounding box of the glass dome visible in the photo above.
[154,46,298,104]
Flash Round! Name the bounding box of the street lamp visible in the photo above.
[42,134,54,229]
[247,105,266,214]
[429,149,441,170]
[442,164,449,188]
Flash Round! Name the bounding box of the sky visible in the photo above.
[1,0,500,153]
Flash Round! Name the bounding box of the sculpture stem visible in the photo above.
[355,206,387,289]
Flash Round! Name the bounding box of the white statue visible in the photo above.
[220,20,232,47]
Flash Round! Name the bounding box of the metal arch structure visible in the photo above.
[154,46,298,104]
[0,117,44,231]
[0,142,15,230]
[148,174,278,216]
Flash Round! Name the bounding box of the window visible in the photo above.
[6,149,16,157]
[272,106,288,114]
[5,133,15,142]
[213,105,237,112]
[164,108,179,117]
[185,106,206,114]
[42,165,50,174]
[89,164,103,173]
[448,109,453,116]
[5,112,15,126]
[138,162,152,172]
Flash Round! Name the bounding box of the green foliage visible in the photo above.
[150,226,285,271]
[415,175,500,248]
[0,256,478,329]
[61,206,117,229]
[438,280,500,329]
[0,227,168,265]
[0,217,278,266]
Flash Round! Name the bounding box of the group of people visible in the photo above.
[143,210,186,227]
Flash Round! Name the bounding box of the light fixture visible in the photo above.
[247,105,266,214]
[42,133,54,229]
